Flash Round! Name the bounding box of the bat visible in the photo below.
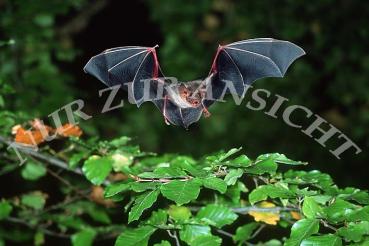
[84,38,305,128]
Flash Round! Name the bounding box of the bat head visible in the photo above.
[178,81,206,108]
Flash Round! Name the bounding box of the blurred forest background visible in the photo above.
[0,0,368,189]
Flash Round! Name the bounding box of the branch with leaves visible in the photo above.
[1,131,369,246]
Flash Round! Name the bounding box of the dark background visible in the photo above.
[1,0,368,189]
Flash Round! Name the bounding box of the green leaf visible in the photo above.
[284,219,320,246]
[233,223,259,243]
[0,201,12,220]
[225,155,252,167]
[69,152,87,168]
[154,167,187,177]
[337,221,369,242]
[338,187,369,205]
[154,241,171,246]
[259,153,307,166]
[21,192,46,210]
[347,206,369,222]
[34,231,44,246]
[179,225,211,245]
[65,201,111,224]
[130,182,160,192]
[203,177,227,194]
[196,204,238,228]
[170,156,206,177]
[160,179,201,205]
[324,198,357,223]
[249,184,295,205]
[111,152,134,172]
[206,148,242,164]
[71,229,97,246]
[168,205,191,221]
[224,169,243,186]
[115,226,156,246]
[34,14,53,27]
[302,196,323,219]
[246,156,278,175]
[146,209,168,225]
[82,156,113,185]
[301,234,342,246]
[128,189,160,223]
[104,182,130,198]
[21,161,46,181]
[109,136,131,147]
[192,235,222,246]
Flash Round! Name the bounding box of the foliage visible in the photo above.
[1,129,368,245]
[0,0,368,245]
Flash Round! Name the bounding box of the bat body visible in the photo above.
[84,38,305,128]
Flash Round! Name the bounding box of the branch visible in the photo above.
[6,217,72,238]
[0,135,83,175]
[57,0,109,37]
[188,205,299,214]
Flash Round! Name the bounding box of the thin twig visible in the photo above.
[6,217,72,238]
[249,224,266,240]
[46,167,91,200]
[0,136,83,175]
[167,229,181,246]
[216,229,234,238]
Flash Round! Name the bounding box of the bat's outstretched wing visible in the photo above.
[207,38,305,100]
[84,46,162,106]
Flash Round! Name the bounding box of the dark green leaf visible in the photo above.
[246,157,277,175]
[233,223,259,243]
[130,182,160,192]
[302,196,323,219]
[203,177,227,194]
[224,169,243,186]
[0,201,12,220]
[153,241,171,246]
[324,199,357,223]
[249,184,295,205]
[21,161,46,181]
[192,235,222,246]
[160,179,201,205]
[179,225,211,245]
[284,219,320,246]
[104,182,130,198]
[21,192,46,210]
[337,221,369,242]
[196,204,238,228]
[301,234,342,246]
[225,155,251,167]
[128,189,160,223]
[146,209,168,225]
[115,226,156,246]
[71,229,96,246]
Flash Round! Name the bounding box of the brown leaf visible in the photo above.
[56,123,82,137]
[290,211,303,220]
[14,127,45,146]
[89,186,115,208]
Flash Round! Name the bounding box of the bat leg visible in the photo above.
[202,102,211,118]
[163,96,171,125]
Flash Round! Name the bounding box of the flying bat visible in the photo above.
[84,38,305,128]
